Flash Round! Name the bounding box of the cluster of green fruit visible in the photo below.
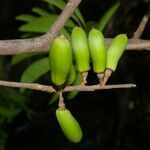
[49,27,128,143]
[49,27,128,87]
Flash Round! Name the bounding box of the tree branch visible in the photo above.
[0,80,136,93]
[0,0,82,55]
[0,38,150,55]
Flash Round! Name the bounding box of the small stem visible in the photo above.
[58,91,65,108]
[82,72,88,85]
[102,69,112,86]
[97,72,104,85]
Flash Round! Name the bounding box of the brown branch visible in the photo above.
[0,80,136,93]
[64,84,136,91]
[0,38,150,55]
[0,0,82,55]
[0,80,55,93]
[133,5,150,38]
[107,38,150,51]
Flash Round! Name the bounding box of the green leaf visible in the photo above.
[19,15,57,33]
[19,15,74,33]
[45,0,66,10]
[74,8,86,28]
[11,53,40,66]
[16,14,36,22]
[32,7,50,16]
[21,57,49,83]
[97,2,120,31]
[44,0,83,27]
[67,72,82,100]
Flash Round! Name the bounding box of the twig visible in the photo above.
[64,84,136,91]
[0,80,136,93]
[133,5,150,38]
[0,80,55,93]
[0,0,82,55]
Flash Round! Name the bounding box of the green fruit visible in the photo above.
[56,108,83,143]
[66,65,76,85]
[106,34,128,71]
[49,35,72,86]
[71,27,90,72]
[88,28,107,73]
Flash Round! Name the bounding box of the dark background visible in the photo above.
[0,0,150,149]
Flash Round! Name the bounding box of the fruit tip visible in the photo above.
[73,26,82,31]
[59,34,65,39]
[119,33,128,37]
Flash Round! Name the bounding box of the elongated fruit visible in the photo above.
[88,28,107,84]
[88,28,107,73]
[49,35,72,86]
[103,34,128,85]
[71,27,90,72]
[66,65,76,85]
[56,108,83,143]
[106,34,128,71]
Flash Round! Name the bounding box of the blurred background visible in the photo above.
[0,0,150,149]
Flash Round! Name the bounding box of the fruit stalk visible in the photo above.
[58,91,65,108]
[102,69,112,86]
[82,72,88,85]
[97,73,105,85]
